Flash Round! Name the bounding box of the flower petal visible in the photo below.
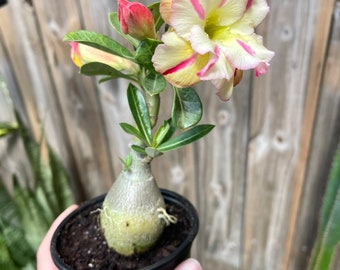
[160,0,172,24]
[213,78,234,101]
[231,0,270,35]
[170,0,220,38]
[198,46,234,81]
[254,61,269,76]
[190,25,215,54]
[152,32,209,87]
[220,34,274,70]
[216,0,248,26]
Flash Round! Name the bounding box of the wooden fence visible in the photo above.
[0,0,339,269]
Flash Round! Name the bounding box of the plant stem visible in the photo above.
[145,93,160,128]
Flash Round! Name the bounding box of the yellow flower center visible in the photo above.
[204,13,230,41]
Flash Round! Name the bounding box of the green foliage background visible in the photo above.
[0,79,74,269]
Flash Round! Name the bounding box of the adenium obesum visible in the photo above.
[65,0,274,258]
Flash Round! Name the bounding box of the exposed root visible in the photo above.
[91,208,105,228]
[157,208,177,226]
[100,206,114,226]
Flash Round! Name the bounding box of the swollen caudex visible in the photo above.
[99,151,177,256]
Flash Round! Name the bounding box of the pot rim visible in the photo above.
[51,189,199,270]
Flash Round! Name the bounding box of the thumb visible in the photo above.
[174,258,202,270]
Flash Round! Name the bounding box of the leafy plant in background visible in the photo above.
[309,143,340,270]
[0,105,73,268]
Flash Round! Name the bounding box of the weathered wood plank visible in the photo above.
[291,2,340,269]
[78,0,133,179]
[282,0,337,268]
[243,0,330,269]
[0,0,45,141]
[0,0,84,199]
[32,0,115,198]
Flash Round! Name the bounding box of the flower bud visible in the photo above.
[118,0,156,40]
[70,42,140,74]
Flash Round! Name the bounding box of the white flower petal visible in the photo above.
[231,0,270,35]
[220,34,274,70]
[152,32,210,87]
[212,79,234,101]
[190,25,215,54]
[198,46,234,81]
[216,0,248,26]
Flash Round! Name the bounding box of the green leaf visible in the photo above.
[148,2,165,31]
[0,122,18,137]
[48,145,73,212]
[0,234,18,270]
[142,72,166,96]
[12,177,50,250]
[0,219,35,268]
[309,144,340,270]
[120,154,132,170]
[119,123,147,144]
[135,38,161,68]
[64,30,133,59]
[80,62,132,80]
[152,121,171,147]
[161,119,177,143]
[0,179,20,228]
[127,84,152,145]
[157,124,214,152]
[172,87,203,129]
[108,12,140,47]
[131,144,147,154]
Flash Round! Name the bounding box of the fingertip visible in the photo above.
[175,258,202,270]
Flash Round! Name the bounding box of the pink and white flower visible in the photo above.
[153,0,274,100]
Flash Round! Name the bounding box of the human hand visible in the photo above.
[37,204,202,270]
[37,204,78,270]
[174,258,203,270]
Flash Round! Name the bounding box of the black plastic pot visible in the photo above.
[51,189,199,270]
[0,0,7,7]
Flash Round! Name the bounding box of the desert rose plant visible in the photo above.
[65,0,274,256]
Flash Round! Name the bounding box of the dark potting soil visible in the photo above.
[56,200,191,270]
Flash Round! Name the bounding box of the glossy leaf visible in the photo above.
[108,12,140,47]
[148,2,164,31]
[157,124,214,152]
[80,62,132,80]
[135,38,161,68]
[160,119,177,143]
[142,72,166,95]
[119,122,147,144]
[172,87,203,129]
[131,144,147,155]
[152,121,171,147]
[64,30,133,59]
[127,84,152,145]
